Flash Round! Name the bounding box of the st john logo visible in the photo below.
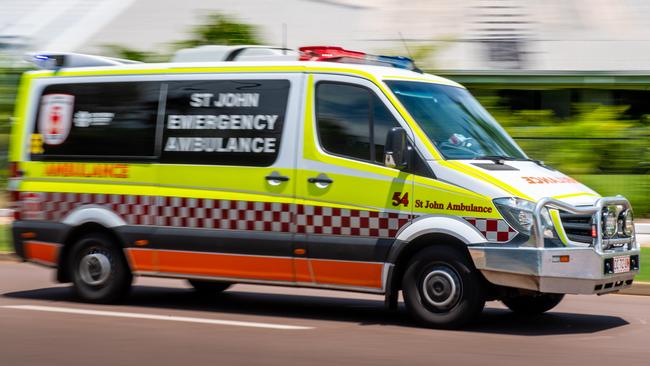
[38,94,74,145]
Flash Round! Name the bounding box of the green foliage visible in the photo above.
[0,68,23,188]
[174,13,262,49]
[102,45,160,63]
[0,225,10,253]
[103,13,264,62]
[576,175,650,217]
[480,97,650,175]
[636,248,650,282]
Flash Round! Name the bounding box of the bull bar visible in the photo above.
[469,196,640,294]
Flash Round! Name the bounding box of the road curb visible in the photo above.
[636,223,650,235]
[617,282,650,296]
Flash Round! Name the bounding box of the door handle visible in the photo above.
[308,176,333,184]
[265,175,290,182]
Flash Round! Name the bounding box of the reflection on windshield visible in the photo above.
[385,80,527,160]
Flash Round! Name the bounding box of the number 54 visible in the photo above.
[392,192,409,207]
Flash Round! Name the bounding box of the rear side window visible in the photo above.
[161,79,290,166]
[316,82,400,164]
[31,81,160,161]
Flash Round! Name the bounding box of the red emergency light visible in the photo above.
[299,46,366,61]
[298,46,418,71]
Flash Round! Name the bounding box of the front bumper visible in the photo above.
[470,196,639,295]
[470,246,639,294]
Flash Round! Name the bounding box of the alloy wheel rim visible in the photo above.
[421,265,462,311]
[79,251,112,286]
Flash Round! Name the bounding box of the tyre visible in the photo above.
[69,233,132,303]
[502,293,564,315]
[402,245,485,329]
[188,279,232,294]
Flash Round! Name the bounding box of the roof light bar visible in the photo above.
[298,46,417,71]
[25,52,141,70]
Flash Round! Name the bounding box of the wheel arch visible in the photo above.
[56,223,130,283]
[386,215,486,297]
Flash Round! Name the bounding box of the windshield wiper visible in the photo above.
[473,155,514,165]
[474,155,546,167]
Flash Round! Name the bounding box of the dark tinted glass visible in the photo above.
[316,83,372,161]
[161,79,290,166]
[386,80,526,160]
[316,82,401,163]
[32,81,160,160]
[372,97,401,163]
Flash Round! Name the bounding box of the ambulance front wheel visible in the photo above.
[402,245,485,329]
[69,233,132,303]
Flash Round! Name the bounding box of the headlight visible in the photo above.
[621,209,634,237]
[493,197,553,238]
[602,207,618,238]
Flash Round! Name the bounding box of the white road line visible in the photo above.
[1,305,313,330]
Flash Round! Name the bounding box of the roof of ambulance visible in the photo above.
[27,60,463,88]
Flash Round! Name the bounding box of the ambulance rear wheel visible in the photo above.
[188,279,232,294]
[502,293,564,315]
[69,233,132,303]
[402,246,485,329]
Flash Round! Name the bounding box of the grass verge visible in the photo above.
[0,224,10,252]
[575,175,650,218]
[636,247,650,282]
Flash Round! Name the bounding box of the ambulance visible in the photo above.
[8,46,640,328]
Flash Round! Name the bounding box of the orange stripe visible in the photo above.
[24,241,60,266]
[126,248,157,272]
[128,249,294,282]
[127,249,383,289]
[310,259,383,288]
[293,258,313,283]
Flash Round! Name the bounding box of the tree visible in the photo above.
[104,13,264,62]
[102,45,157,63]
[175,13,263,49]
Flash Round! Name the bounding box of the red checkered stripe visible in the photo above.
[464,217,518,242]
[295,204,411,237]
[18,192,412,238]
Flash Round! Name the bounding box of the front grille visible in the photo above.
[559,211,594,244]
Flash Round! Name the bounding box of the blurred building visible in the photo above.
[2,0,650,71]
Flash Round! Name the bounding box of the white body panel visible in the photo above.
[396,215,486,244]
[62,205,127,227]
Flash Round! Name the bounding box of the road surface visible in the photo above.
[1,262,649,366]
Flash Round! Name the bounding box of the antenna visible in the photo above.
[398,32,413,60]
[282,23,287,55]
[398,32,423,73]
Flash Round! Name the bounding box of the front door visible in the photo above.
[294,74,415,292]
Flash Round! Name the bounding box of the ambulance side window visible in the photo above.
[31,82,160,161]
[160,79,290,167]
[316,82,400,164]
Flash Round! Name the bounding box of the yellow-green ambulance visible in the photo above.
[8,47,640,328]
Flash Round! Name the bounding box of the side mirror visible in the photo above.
[384,127,409,170]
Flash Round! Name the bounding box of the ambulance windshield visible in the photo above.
[386,80,527,160]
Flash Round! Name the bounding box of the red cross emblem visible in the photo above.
[49,106,62,135]
[38,94,74,146]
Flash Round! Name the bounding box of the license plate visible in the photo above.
[613,256,631,274]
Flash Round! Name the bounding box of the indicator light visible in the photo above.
[591,225,597,238]
[552,255,570,263]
